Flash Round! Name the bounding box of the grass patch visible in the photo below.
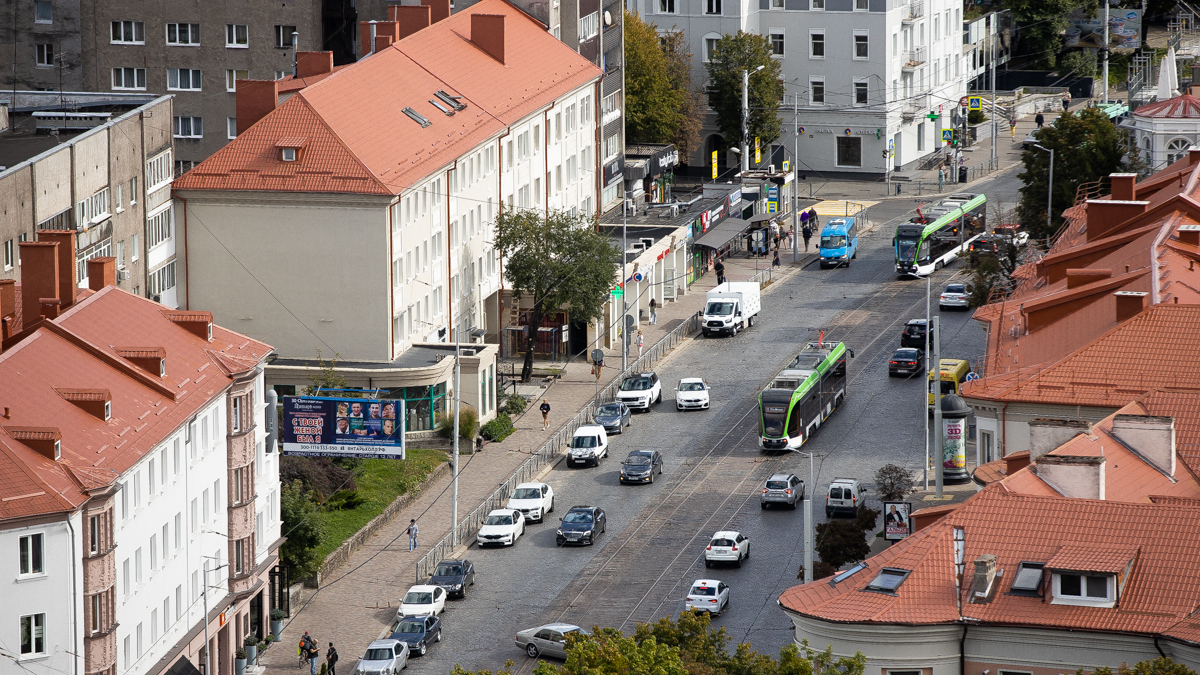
[312,448,447,561]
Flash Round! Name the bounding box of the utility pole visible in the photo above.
[1103,1,1110,103]
[793,94,800,264]
[933,315,944,499]
[923,273,930,490]
[451,341,460,545]
[802,451,814,583]
[990,28,997,163]
[621,190,627,374]
[742,69,750,175]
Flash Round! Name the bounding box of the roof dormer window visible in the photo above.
[104,401,111,421]
[281,147,296,162]
[1052,572,1115,607]
[275,137,307,162]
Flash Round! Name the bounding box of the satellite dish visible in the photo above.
[603,10,612,25]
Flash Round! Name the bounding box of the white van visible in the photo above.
[568,425,609,467]
[825,478,862,518]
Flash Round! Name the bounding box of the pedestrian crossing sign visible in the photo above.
[941,129,953,142]
[968,96,982,111]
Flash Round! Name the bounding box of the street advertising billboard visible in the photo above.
[883,502,912,541]
[282,396,406,459]
[1065,9,1142,50]
[943,417,967,471]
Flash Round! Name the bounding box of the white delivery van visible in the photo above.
[701,282,761,337]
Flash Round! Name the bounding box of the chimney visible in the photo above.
[1035,455,1105,499]
[1114,291,1147,322]
[1065,268,1112,289]
[1190,147,1200,165]
[1029,419,1090,461]
[1004,450,1031,475]
[360,21,399,57]
[375,34,394,52]
[87,257,117,291]
[1109,173,1138,201]
[1085,199,1150,242]
[18,241,58,331]
[0,278,15,322]
[360,21,377,57]
[1111,414,1176,477]
[393,5,431,39]
[295,51,334,78]
[1178,224,1200,247]
[39,298,60,320]
[421,0,452,24]
[36,230,77,309]
[471,14,506,65]
[4,427,62,461]
[236,80,281,135]
[970,554,1000,603]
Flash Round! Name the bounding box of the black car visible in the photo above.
[888,348,925,377]
[968,238,1000,264]
[389,614,442,656]
[427,558,475,598]
[900,319,929,348]
[556,506,607,546]
[619,450,663,484]
[593,402,632,434]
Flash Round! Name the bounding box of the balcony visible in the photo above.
[902,0,923,23]
[902,47,927,72]
[901,93,931,119]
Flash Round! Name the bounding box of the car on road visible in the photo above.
[939,283,971,310]
[888,348,926,377]
[556,505,607,546]
[900,319,929,349]
[826,478,863,518]
[398,585,446,618]
[675,378,711,410]
[705,531,750,567]
[427,558,474,598]
[568,425,609,467]
[760,473,803,509]
[592,401,632,434]
[476,508,526,547]
[619,450,664,484]
[515,623,589,660]
[354,639,409,674]
[389,614,442,657]
[505,482,554,523]
[616,372,662,411]
[684,579,730,616]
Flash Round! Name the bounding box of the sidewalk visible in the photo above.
[261,252,814,674]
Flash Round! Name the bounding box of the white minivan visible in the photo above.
[568,425,609,467]
[825,478,862,518]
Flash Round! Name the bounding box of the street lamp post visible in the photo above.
[741,65,765,175]
[799,450,815,583]
[1032,143,1054,249]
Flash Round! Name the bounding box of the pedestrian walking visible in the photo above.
[475,435,484,453]
[799,209,809,233]
[1035,112,1044,128]
[326,644,339,675]
[649,298,657,325]
[938,167,945,192]
[801,223,813,252]
[1062,95,1070,112]
[1009,118,1017,139]
[713,257,726,284]
[406,519,419,551]
[540,398,551,430]
[807,208,819,229]
[636,330,644,359]
[772,249,781,268]
[306,639,319,675]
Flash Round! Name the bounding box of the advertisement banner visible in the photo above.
[1066,8,1142,50]
[883,502,912,541]
[282,396,406,459]
[943,417,967,470]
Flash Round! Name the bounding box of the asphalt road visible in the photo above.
[400,171,1019,674]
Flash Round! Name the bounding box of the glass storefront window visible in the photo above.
[381,384,446,432]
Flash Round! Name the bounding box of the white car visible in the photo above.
[616,372,662,411]
[675,378,710,410]
[397,585,446,618]
[568,425,609,467]
[505,482,555,523]
[939,283,971,310]
[476,508,526,547]
[355,639,409,675]
[684,579,730,616]
[704,531,749,567]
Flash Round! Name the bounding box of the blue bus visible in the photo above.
[819,217,859,268]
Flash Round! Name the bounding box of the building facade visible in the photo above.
[1129,93,1200,172]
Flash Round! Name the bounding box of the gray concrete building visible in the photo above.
[2,0,85,93]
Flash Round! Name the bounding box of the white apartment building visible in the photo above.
[632,0,967,174]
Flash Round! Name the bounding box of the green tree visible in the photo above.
[535,628,689,675]
[495,209,620,382]
[1085,658,1198,675]
[660,29,704,159]
[1007,0,1094,69]
[815,507,880,570]
[1017,107,1124,242]
[279,479,326,580]
[705,32,784,158]
[873,464,915,502]
[304,351,349,395]
[625,12,688,147]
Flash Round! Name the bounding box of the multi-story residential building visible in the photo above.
[962,9,1012,92]
[633,0,966,174]
[0,96,179,308]
[0,241,278,675]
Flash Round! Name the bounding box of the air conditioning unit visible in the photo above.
[461,348,476,357]
[118,269,131,281]
[639,237,654,249]
[768,164,776,173]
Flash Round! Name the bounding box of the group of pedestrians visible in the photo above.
[297,632,338,675]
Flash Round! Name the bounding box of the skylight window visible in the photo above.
[830,562,866,585]
[429,98,454,116]
[434,90,466,111]
[403,107,431,128]
[1010,562,1044,593]
[865,568,910,593]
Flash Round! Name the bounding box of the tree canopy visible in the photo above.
[704,31,784,156]
[494,209,619,382]
[280,479,326,580]
[625,13,703,157]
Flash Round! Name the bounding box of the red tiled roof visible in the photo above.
[1046,543,1138,573]
[1133,93,1200,119]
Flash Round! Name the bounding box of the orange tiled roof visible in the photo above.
[173,0,602,196]
[1045,543,1138,573]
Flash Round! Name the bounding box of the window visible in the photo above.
[175,585,183,619]
[112,21,145,44]
[658,0,675,12]
[579,12,598,40]
[19,533,44,575]
[917,122,925,151]
[135,547,143,584]
[150,534,157,571]
[809,78,824,104]
[854,32,869,59]
[112,67,147,90]
[855,80,869,105]
[865,568,910,592]
[275,25,297,49]
[771,0,783,7]
[226,24,248,47]
[89,515,101,554]
[705,37,719,62]
[149,261,176,295]
[706,0,721,14]
[836,136,862,167]
[132,233,138,261]
[855,0,868,9]
[130,176,138,204]
[20,614,45,655]
[603,133,620,161]
[226,69,248,92]
[232,397,242,433]
[1011,562,1044,593]
[173,116,203,138]
[227,117,237,139]
[75,187,110,226]
[35,43,54,66]
[166,23,200,46]
[810,31,824,58]
[148,207,172,248]
[811,0,824,7]
[3,239,13,270]
[35,1,52,23]
[168,68,201,91]
[770,30,784,56]
[274,70,288,80]
[1055,573,1113,603]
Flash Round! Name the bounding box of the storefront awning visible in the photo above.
[694,217,750,250]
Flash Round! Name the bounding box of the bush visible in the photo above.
[481,412,515,442]
[323,489,366,511]
[437,406,479,440]
[501,393,528,416]
[270,608,287,621]
[245,633,259,647]
[279,456,356,502]
[236,649,247,660]
[279,480,327,580]
[967,109,987,125]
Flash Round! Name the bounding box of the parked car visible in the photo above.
[354,639,409,675]
[760,473,803,509]
[556,506,607,546]
[675,378,711,410]
[389,614,441,657]
[888,348,926,377]
[476,508,526,547]
[592,401,632,434]
[939,283,971,310]
[619,450,664,484]
[427,558,474,598]
[900,319,929,349]
[967,238,1001,264]
[515,623,589,660]
[684,579,730,616]
[616,372,662,411]
[505,482,554,523]
[567,425,609,467]
[704,531,750,567]
[825,477,863,518]
[397,585,446,618]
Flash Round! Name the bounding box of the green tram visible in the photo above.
[894,193,987,276]
[759,341,853,450]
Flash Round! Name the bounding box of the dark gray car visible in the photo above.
[427,558,474,598]
[619,450,663,484]
[593,402,632,434]
[389,614,442,656]
[556,506,606,546]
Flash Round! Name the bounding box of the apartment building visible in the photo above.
[0,244,278,675]
[0,96,178,308]
[631,0,966,174]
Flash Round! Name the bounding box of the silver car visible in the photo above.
[354,639,409,675]
[939,283,971,310]
[760,473,803,509]
[515,623,589,659]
